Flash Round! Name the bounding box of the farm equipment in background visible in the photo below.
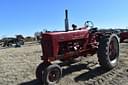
[120,30,128,43]
[1,35,24,47]
[36,10,120,85]
[98,28,128,43]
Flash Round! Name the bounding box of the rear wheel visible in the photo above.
[97,34,119,70]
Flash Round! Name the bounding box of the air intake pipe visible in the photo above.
[65,9,69,32]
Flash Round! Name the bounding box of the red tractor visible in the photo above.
[36,10,120,85]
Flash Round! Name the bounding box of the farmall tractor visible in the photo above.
[36,10,120,85]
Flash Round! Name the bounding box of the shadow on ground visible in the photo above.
[74,66,108,82]
[19,79,42,85]
[19,63,108,85]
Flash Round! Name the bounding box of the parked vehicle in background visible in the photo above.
[1,35,24,47]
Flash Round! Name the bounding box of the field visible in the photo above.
[0,42,128,85]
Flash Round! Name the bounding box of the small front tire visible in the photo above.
[44,64,62,85]
[36,62,51,83]
[36,63,62,85]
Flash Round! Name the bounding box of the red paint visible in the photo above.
[41,27,99,62]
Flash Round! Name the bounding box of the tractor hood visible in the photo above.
[42,28,89,42]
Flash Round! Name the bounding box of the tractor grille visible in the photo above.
[42,39,53,57]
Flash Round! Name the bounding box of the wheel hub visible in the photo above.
[109,37,118,61]
[48,69,60,82]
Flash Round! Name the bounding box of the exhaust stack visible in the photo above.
[65,9,69,31]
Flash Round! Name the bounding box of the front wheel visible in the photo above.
[97,34,119,70]
[36,62,50,82]
[44,64,62,85]
[36,63,62,85]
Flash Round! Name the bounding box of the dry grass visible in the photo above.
[0,43,127,85]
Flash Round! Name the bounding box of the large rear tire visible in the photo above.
[97,34,119,70]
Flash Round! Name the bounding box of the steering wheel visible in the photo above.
[84,21,94,28]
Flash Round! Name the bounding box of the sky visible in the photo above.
[0,0,128,38]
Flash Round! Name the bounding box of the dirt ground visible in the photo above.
[0,42,128,85]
